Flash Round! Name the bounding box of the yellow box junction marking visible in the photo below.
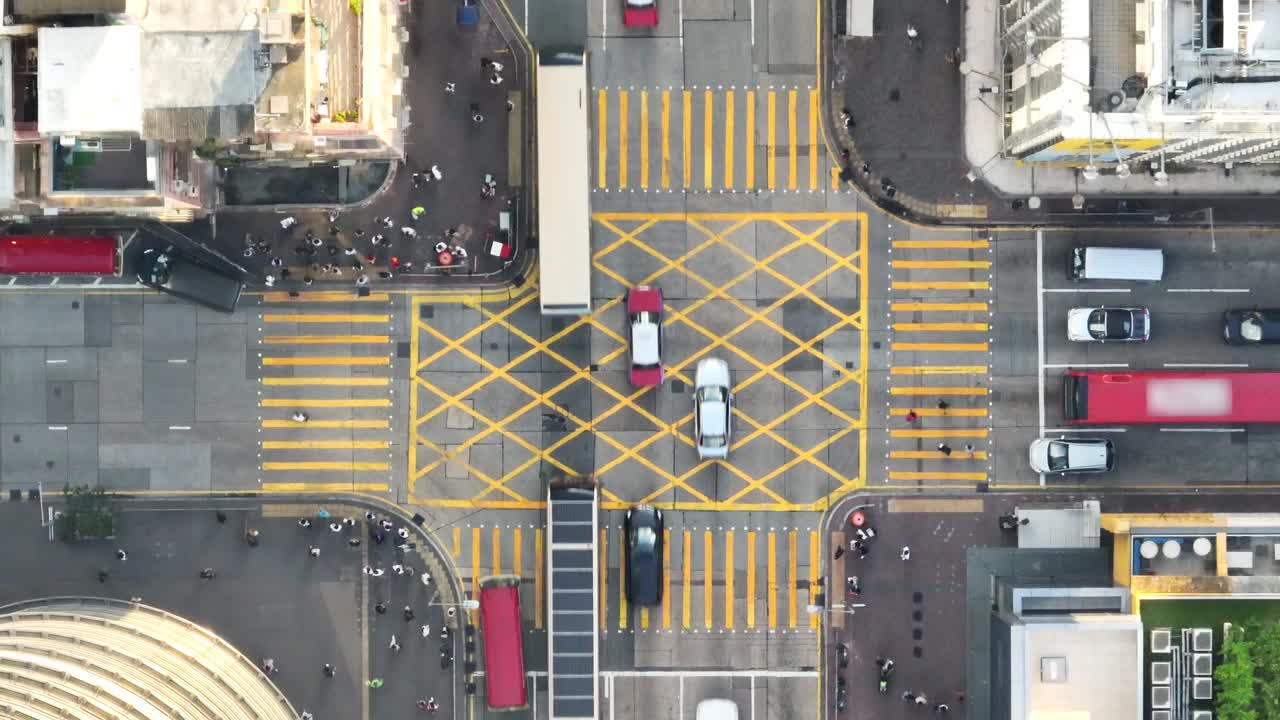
[408,212,870,511]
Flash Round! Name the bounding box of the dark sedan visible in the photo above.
[1224,309,1280,344]
[624,505,664,606]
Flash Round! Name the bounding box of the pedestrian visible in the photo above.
[357,274,369,286]
[397,527,410,540]
[243,246,255,258]
[418,699,430,710]
[371,567,385,577]
[404,605,415,621]
[300,711,313,720]
[840,107,854,129]
[343,516,356,527]
[375,601,388,614]
[434,240,449,254]
[444,82,456,94]
[846,575,860,595]
[298,517,312,528]
[427,698,440,713]
[490,73,504,85]
[280,216,297,229]
[401,226,419,238]
[309,235,323,248]
[389,635,400,653]
[905,409,918,423]
[857,542,869,558]
[200,567,216,580]
[965,443,976,454]
[246,529,260,546]
[938,443,952,456]
[430,164,443,180]
[270,256,284,267]
[381,216,395,228]
[883,659,895,674]
[378,271,393,280]
[906,24,919,39]
[421,624,432,638]
[453,245,468,259]
[935,703,949,714]
[328,521,342,532]
[317,509,331,519]
[281,268,292,279]
[262,658,278,674]
[303,275,313,286]
[421,571,432,586]
[471,104,484,123]
[411,172,423,188]
[368,678,384,689]
[860,161,871,176]
[355,228,366,238]
[344,246,358,256]
[323,663,335,678]
[393,563,405,575]
[309,545,320,558]
[937,399,950,411]
[348,537,362,547]
[901,546,911,561]
[915,694,928,706]
[903,691,915,703]
[115,549,128,561]
[391,256,401,270]
[486,59,504,73]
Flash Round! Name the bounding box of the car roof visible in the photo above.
[699,400,727,436]
[1064,439,1109,469]
[631,320,661,365]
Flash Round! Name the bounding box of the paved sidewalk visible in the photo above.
[206,0,531,289]
[826,0,1280,225]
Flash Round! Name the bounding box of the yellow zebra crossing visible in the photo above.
[256,293,397,479]
[594,86,841,193]
[886,234,995,485]
[451,523,823,632]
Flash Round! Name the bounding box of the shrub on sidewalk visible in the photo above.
[54,484,117,542]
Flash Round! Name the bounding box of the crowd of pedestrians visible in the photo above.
[101,507,450,719]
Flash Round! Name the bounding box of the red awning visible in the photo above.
[0,236,119,275]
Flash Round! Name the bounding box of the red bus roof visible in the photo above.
[0,235,118,275]
[1064,370,1280,424]
[479,577,527,711]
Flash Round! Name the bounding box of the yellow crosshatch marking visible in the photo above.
[408,213,868,512]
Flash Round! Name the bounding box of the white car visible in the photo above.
[693,358,733,459]
[1066,307,1150,342]
[1029,437,1114,475]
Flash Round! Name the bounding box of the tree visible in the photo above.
[53,484,116,542]
[1217,625,1258,720]
[1246,620,1280,720]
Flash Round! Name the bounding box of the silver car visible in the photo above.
[693,358,733,459]
[1066,307,1150,342]
[1028,437,1114,475]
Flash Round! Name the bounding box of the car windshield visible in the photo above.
[631,525,656,550]
[1047,441,1070,472]
[1088,309,1131,339]
[697,386,727,403]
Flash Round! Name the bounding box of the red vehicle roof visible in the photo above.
[0,235,118,275]
[1065,370,1280,424]
[480,578,528,711]
[623,3,658,26]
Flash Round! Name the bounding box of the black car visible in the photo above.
[624,505,664,606]
[1224,309,1280,344]
[137,247,243,313]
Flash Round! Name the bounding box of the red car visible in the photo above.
[623,0,658,27]
[626,285,664,386]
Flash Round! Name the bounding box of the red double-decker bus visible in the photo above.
[479,575,528,711]
[0,235,121,276]
[1063,370,1280,424]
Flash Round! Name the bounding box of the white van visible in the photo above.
[696,699,739,720]
[1068,247,1164,282]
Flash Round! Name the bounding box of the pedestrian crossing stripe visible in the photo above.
[593,87,830,193]
[451,524,823,632]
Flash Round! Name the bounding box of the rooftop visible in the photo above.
[37,26,143,136]
[1013,615,1143,720]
